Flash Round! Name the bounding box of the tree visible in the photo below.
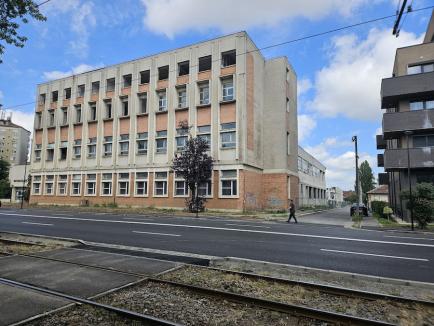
[172,123,213,216]
[357,160,375,205]
[0,179,11,199]
[0,158,10,180]
[401,183,434,229]
[0,0,46,63]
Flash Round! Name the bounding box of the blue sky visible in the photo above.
[0,0,432,189]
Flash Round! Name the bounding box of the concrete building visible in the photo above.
[298,146,326,207]
[29,32,300,210]
[366,185,389,211]
[8,164,28,203]
[326,186,343,208]
[0,113,30,165]
[377,11,434,220]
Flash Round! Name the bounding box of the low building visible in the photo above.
[366,185,389,210]
[326,186,343,207]
[0,113,31,165]
[297,146,326,207]
[8,164,28,203]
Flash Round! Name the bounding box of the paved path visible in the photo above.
[297,207,379,228]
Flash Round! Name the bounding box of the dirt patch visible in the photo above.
[160,265,433,325]
[0,233,75,255]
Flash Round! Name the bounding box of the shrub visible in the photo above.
[401,183,434,229]
[371,200,388,218]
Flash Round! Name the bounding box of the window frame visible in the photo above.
[220,122,236,149]
[119,134,130,156]
[198,82,210,105]
[44,175,54,195]
[117,173,130,196]
[153,171,168,197]
[87,137,97,158]
[134,172,149,197]
[155,130,167,154]
[85,174,97,196]
[136,132,148,155]
[157,90,167,112]
[57,175,68,196]
[221,77,234,102]
[71,174,82,196]
[219,170,238,198]
[32,175,42,195]
[101,173,113,196]
[103,136,113,157]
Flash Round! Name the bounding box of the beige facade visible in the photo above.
[0,116,30,165]
[30,32,299,210]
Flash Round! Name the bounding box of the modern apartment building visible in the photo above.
[0,114,30,165]
[297,146,327,207]
[29,32,299,210]
[377,11,434,220]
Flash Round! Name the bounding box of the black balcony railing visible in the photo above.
[384,147,434,170]
[383,109,434,139]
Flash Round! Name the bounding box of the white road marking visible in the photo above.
[123,217,153,221]
[21,222,53,226]
[1,212,434,248]
[320,249,428,261]
[384,235,434,241]
[226,223,270,229]
[132,231,180,237]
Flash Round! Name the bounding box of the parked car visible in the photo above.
[350,203,368,216]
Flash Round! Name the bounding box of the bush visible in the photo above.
[401,183,434,229]
[371,201,388,218]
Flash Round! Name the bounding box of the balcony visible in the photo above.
[377,153,384,167]
[381,71,434,108]
[376,134,386,149]
[378,173,389,185]
[384,147,434,171]
[383,109,434,139]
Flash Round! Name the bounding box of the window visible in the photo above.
[123,74,132,88]
[32,176,41,194]
[407,62,434,75]
[222,50,236,67]
[35,112,42,129]
[104,100,112,119]
[51,91,58,102]
[64,88,71,100]
[75,105,82,123]
[138,93,147,114]
[298,156,302,171]
[72,174,81,195]
[198,180,212,197]
[46,143,54,161]
[155,130,167,153]
[140,70,150,84]
[34,144,42,161]
[220,122,236,148]
[103,136,112,156]
[86,174,96,195]
[177,87,187,108]
[101,173,112,195]
[174,173,188,196]
[286,98,290,113]
[77,84,85,97]
[154,172,168,196]
[91,81,100,94]
[89,103,97,121]
[221,170,237,196]
[48,110,55,127]
[87,137,97,158]
[106,78,115,92]
[117,173,130,196]
[135,172,148,196]
[137,132,148,155]
[199,55,212,72]
[57,175,67,195]
[178,61,189,76]
[157,90,167,111]
[222,77,234,101]
[119,134,129,155]
[45,175,54,195]
[59,141,68,160]
[39,94,46,105]
[410,100,434,110]
[120,97,129,116]
[287,132,291,155]
[61,108,68,125]
[176,128,188,151]
[413,135,434,148]
[158,65,169,80]
[197,125,211,146]
[73,139,82,158]
[199,82,210,105]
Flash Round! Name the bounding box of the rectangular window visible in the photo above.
[73,139,82,158]
[154,172,168,196]
[120,97,129,116]
[155,130,167,153]
[45,175,54,195]
[123,74,132,88]
[199,55,212,72]
[178,61,189,76]
[157,90,167,111]
[135,172,148,196]
[101,173,112,196]
[158,65,169,80]
[198,180,212,197]
[119,134,129,155]
[199,82,210,105]
[89,102,97,121]
[77,84,85,97]
[51,91,58,103]
[75,105,82,123]
[407,62,434,75]
[222,77,234,101]
[87,137,97,158]
[48,110,55,127]
[117,173,130,196]
[410,99,434,111]
[39,94,46,105]
[222,50,236,67]
[138,93,147,114]
[221,170,237,196]
[61,108,68,125]
[106,78,115,92]
[177,87,187,108]
[35,112,42,129]
[176,128,188,151]
[140,70,150,84]
[34,144,42,161]
[85,174,96,195]
[413,135,434,148]
[57,175,67,195]
[287,132,291,155]
[174,178,188,196]
[220,122,236,148]
[104,100,112,119]
[32,176,41,194]
[103,136,112,156]
[91,81,100,94]
[59,141,68,160]
[72,174,81,195]
[46,143,54,161]
[64,88,71,100]
[137,132,148,155]
[197,125,211,146]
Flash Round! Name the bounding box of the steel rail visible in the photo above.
[0,277,182,326]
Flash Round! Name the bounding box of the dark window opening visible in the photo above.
[123,74,132,87]
[158,65,169,80]
[106,78,115,92]
[60,147,67,160]
[199,55,212,72]
[140,70,150,84]
[52,91,58,102]
[91,81,100,94]
[65,88,71,99]
[178,61,189,76]
[222,50,236,67]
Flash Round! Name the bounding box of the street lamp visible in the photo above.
[352,136,360,215]
[404,130,414,231]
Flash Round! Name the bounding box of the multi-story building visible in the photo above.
[377,11,434,220]
[297,146,327,207]
[29,32,300,210]
[326,186,343,208]
[0,113,30,165]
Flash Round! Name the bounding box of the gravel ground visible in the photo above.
[211,259,434,302]
[97,280,332,326]
[26,304,151,326]
[0,239,49,255]
[160,265,434,326]
[0,233,74,255]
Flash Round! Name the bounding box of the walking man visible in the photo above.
[287,200,297,223]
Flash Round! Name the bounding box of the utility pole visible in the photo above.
[352,136,360,214]
[393,0,408,36]
[405,131,414,231]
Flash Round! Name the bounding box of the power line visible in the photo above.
[3,4,434,112]
[36,0,52,7]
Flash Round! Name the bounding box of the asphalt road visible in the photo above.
[1,207,433,283]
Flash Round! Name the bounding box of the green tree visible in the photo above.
[0,158,10,180]
[0,0,46,63]
[0,179,11,198]
[401,183,434,229]
[357,160,375,205]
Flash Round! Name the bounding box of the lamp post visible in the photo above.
[404,130,414,231]
[352,136,360,215]
[21,138,31,209]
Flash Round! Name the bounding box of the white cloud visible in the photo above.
[43,63,103,80]
[308,28,423,121]
[141,0,375,38]
[6,110,34,133]
[297,78,312,96]
[298,114,317,142]
[69,2,96,58]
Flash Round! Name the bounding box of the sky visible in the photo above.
[0,0,433,190]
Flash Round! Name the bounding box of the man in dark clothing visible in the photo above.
[287,200,297,223]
